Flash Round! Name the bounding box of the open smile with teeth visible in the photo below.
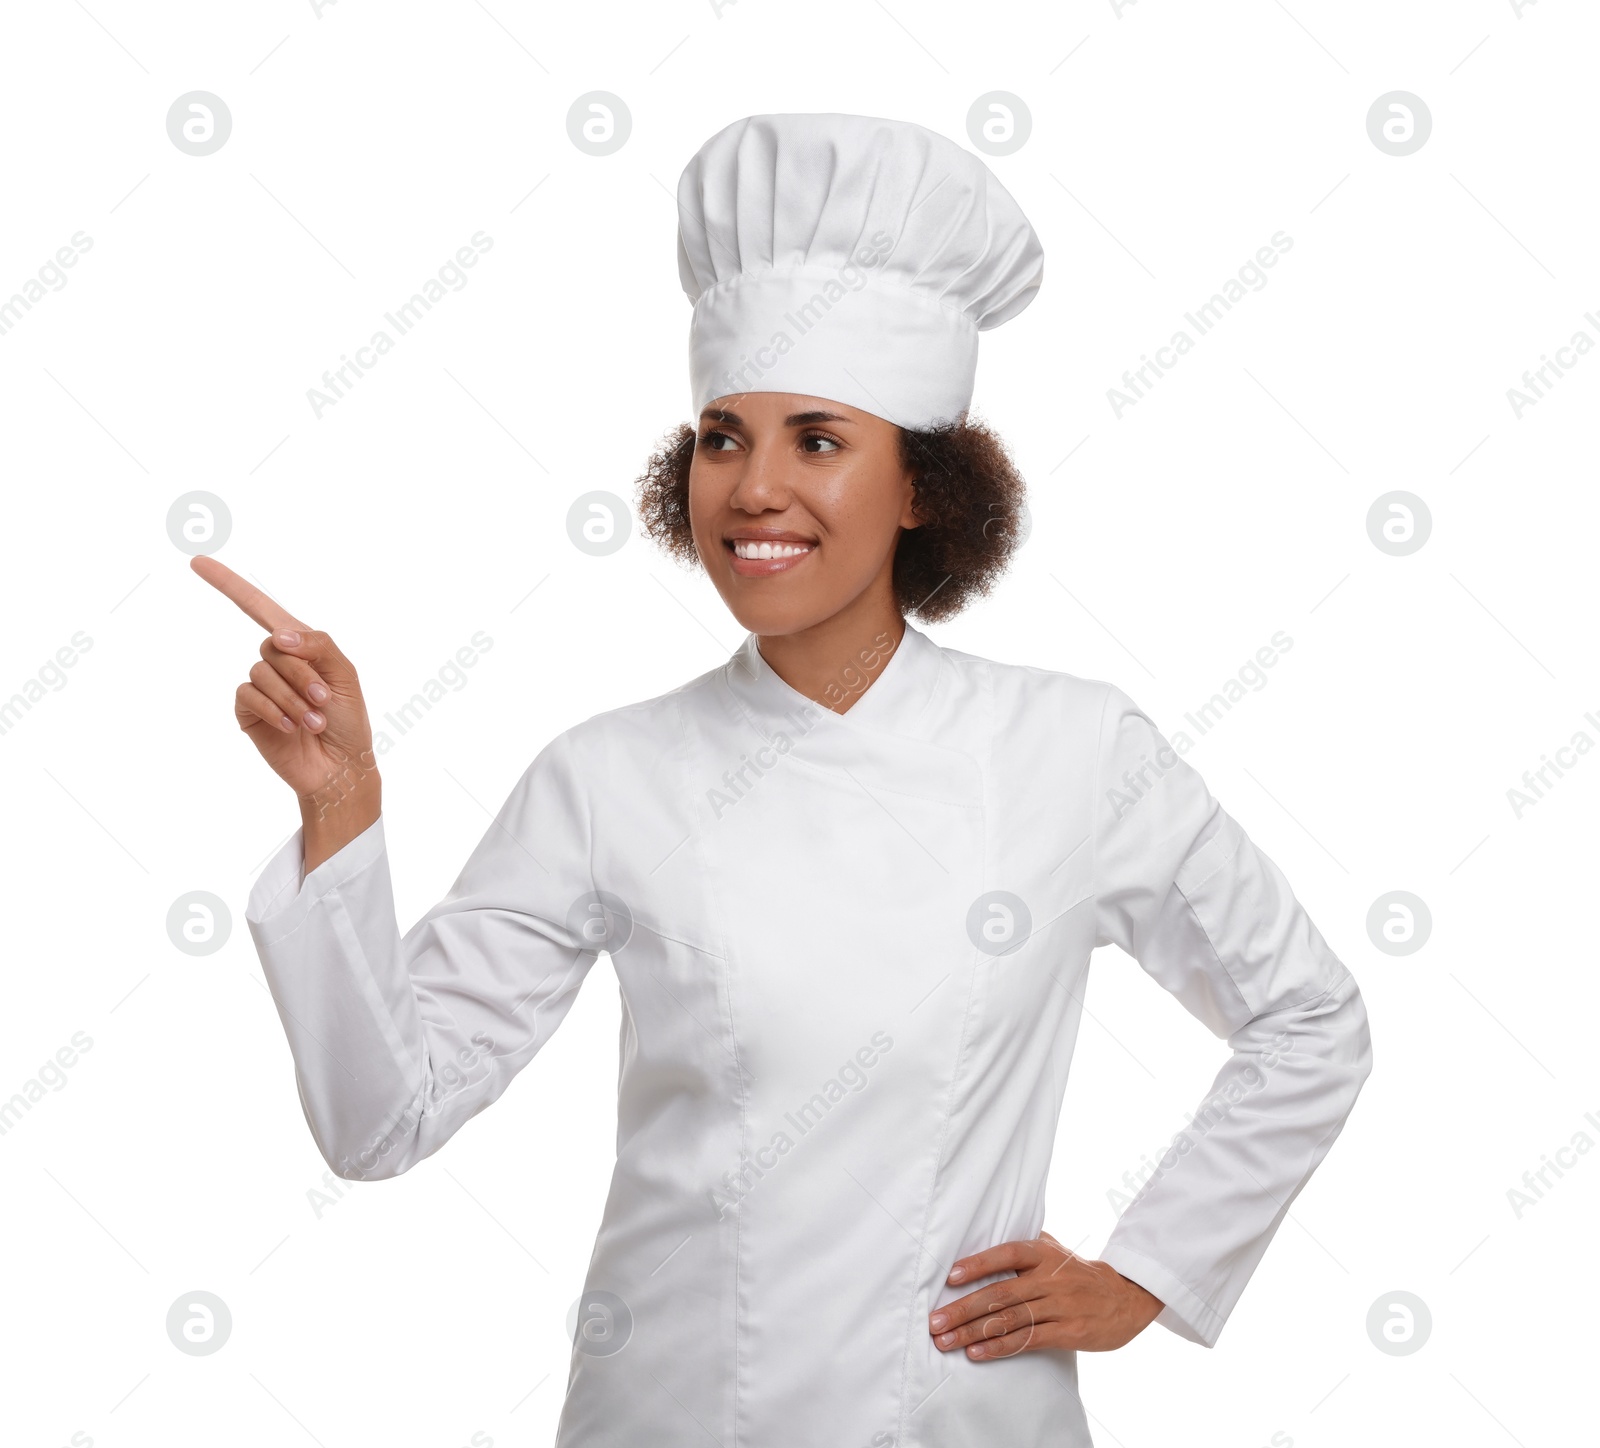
[731,540,815,559]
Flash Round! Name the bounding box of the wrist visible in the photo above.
[1108,1266,1164,1326]
[299,779,382,826]
[298,770,381,872]
[297,745,381,820]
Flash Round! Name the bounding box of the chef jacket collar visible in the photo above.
[725,618,944,741]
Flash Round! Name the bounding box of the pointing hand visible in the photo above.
[191,555,378,822]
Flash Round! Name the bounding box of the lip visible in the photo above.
[724,527,817,578]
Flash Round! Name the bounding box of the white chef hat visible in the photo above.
[676,112,1044,431]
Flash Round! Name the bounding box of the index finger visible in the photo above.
[190,555,308,634]
[947,1240,1035,1285]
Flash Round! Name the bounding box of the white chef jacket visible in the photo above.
[245,619,1372,1447]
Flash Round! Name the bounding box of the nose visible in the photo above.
[726,434,793,514]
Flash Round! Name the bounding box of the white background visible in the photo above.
[1,1,1594,1445]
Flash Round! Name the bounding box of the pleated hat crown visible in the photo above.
[676,112,1044,431]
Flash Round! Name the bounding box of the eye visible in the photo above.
[801,431,842,454]
[698,428,739,452]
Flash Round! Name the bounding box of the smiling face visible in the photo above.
[688,392,919,637]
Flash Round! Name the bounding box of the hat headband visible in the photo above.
[689,266,978,430]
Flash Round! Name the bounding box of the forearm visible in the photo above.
[248,814,430,1180]
[250,810,516,1183]
[1101,969,1372,1345]
[248,734,602,1182]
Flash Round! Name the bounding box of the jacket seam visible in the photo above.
[1089,682,1115,941]
[693,673,751,1448]
[893,653,994,1448]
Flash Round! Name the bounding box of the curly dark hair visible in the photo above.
[633,414,1027,622]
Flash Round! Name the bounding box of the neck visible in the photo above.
[756,587,906,716]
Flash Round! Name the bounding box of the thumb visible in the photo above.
[269,626,361,691]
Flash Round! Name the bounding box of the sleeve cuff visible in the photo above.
[1098,1242,1224,1348]
[245,813,389,948]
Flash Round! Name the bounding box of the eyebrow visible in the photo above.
[699,407,852,428]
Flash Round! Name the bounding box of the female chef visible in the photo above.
[199,114,1373,1447]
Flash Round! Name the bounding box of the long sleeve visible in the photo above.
[1090,683,1373,1347]
[244,730,600,1182]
